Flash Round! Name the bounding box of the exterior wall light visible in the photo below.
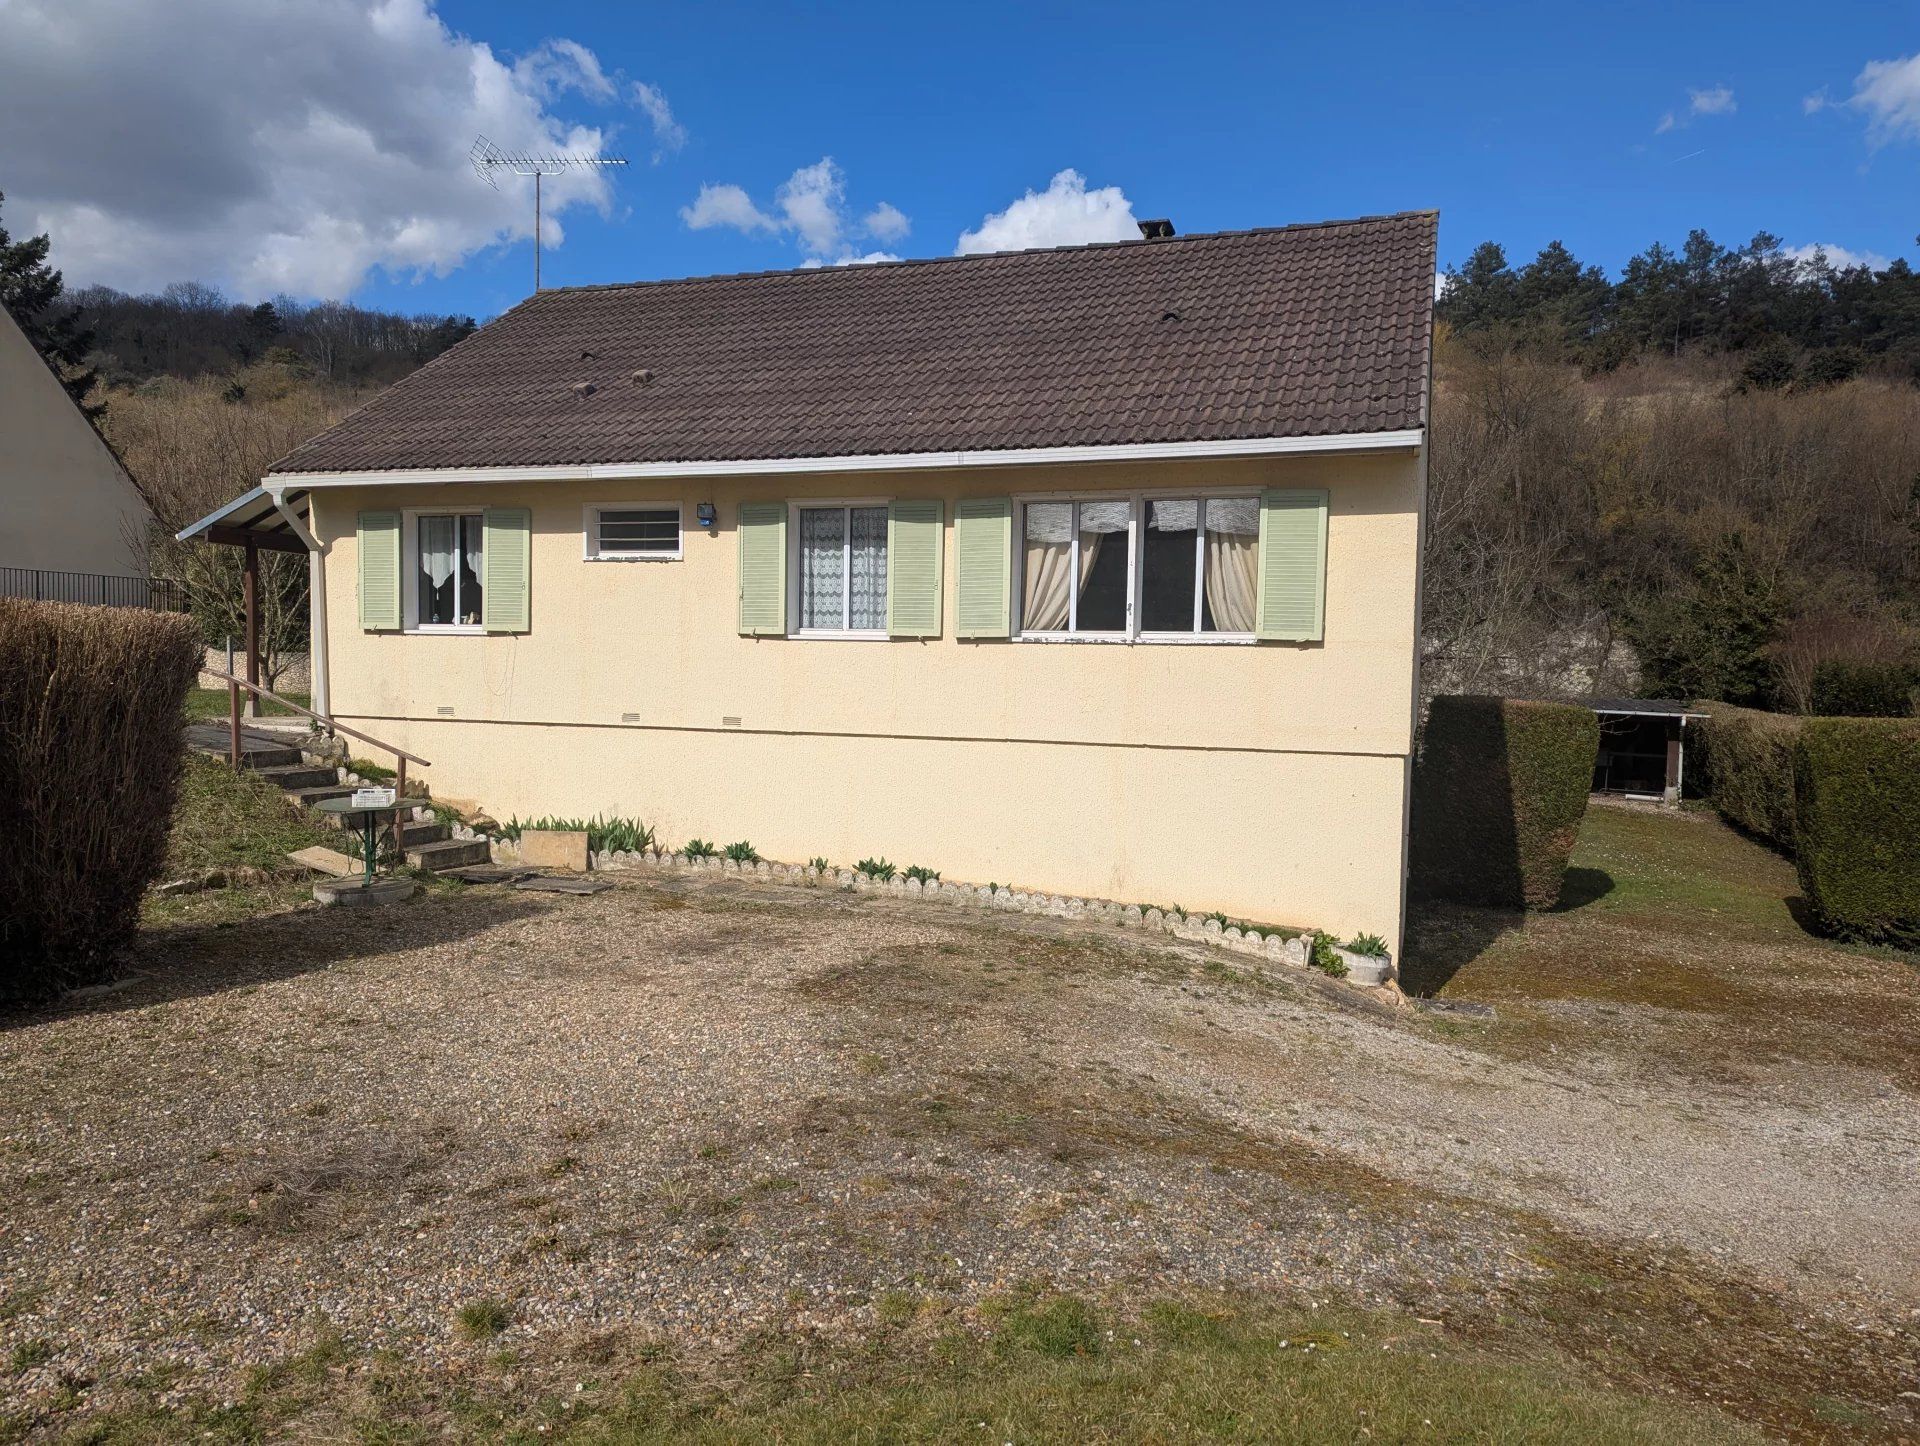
[696,502,717,528]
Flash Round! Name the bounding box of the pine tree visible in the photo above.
[0,192,99,415]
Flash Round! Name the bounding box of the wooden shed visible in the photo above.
[1588,698,1707,803]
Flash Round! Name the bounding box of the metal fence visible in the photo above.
[0,567,187,612]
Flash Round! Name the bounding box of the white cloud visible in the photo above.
[1689,85,1736,116]
[630,81,686,159]
[0,0,672,299]
[862,201,911,243]
[1803,88,1831,115]
[1850,52,1920,144]
[775,158,846,257]
[681,157,902,266]
[680,182,777,234]
[1782,241,1891,273]
[955,169,1140,255]
[513,37,616,102]
[1656,83,1735,135]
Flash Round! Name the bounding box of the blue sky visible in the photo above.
[3,1,1915,319]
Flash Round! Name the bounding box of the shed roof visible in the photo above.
[269,210,1438,477]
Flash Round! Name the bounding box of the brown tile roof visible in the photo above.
[271,210,1436,475]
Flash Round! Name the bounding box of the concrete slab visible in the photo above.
[288,846,358,878]
[517,829,589,871]
[513,875,613,895]
[312,877,416,907]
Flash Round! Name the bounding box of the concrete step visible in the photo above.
[239,746,306,771]
[288,784,357,808]
[396,820,449,848]
[407,838,492,871]
[253,764,339,791]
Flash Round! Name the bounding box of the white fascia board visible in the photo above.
[173,484,271,542]
[271,428,1426,489]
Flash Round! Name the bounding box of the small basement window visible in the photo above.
[587,503,682,560]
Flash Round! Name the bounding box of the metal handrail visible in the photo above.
[204,667,430,768]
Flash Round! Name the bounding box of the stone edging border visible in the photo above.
[484,841,1398,991]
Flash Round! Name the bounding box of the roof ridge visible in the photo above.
[533,209,1439,298]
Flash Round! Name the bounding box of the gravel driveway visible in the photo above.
[3,855,1916,1437]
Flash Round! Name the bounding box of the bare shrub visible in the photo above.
[0,599,202,1003]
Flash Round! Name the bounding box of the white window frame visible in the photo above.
[786,497,891,641]
[1011,486,1261,645]
[402,507,486,636]
[583,501,683,561]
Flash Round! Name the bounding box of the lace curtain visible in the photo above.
[849,506,886,631]
[419,515,456,625]
[799,505,888,631]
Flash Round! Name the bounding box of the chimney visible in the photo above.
[1137,218,1175,240]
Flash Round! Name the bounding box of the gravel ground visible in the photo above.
[2,866,1916,1433]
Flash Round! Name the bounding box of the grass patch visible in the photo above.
[184,686,310,720]
[42,1294,1759,1442]
[157,754,334,881]
[455,1299,512,1341]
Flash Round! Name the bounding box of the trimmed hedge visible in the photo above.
[1692,703,1801,851]
[1792,719,1920,947]
[0,599,202,1005]
[1809,659,1918,719]
[1410,696,1599,910]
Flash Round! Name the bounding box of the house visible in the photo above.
[180,211,1437,948]
[0,305,153,605]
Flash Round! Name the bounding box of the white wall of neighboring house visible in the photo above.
[0,307,149,581]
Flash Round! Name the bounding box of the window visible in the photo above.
[797,503,887,634]
[1013,492,1262,641]
[1020,499,1130,635]
[1138,497,1259,635]
[587,503,681,560]
[416,513,483,627]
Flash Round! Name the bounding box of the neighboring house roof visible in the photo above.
[270,210,1438,477]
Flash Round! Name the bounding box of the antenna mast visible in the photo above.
[470,136,628,291]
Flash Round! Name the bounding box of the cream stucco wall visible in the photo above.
[0,308,148,578]
[311,448,1424,946]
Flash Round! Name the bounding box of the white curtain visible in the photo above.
[420,515,456,589]
[799,507,846,629]
[460,515,484,623]
[1023,502,1072,630]
[849,506,886,631]
[1204,498,1259,633]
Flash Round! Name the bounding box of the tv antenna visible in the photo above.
[470,135,628,291]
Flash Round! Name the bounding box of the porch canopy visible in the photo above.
[174,484,327,716]
[1587,697,1709,802]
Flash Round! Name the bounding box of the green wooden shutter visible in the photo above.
[953,497,1012,639]
[357,510,400,631]
[886,499,943,637]
[1255,488,1328,642]
[482,506,531,633]
[737,502,787,636]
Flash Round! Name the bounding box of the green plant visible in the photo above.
[903,864,940,885]
[7,1339,53,1374]
[722,840,759,864]
[454,1299,512,1341]
[1695,704,1801,850]
[682,838,718,859]
[1344,932,1389,958]
[0,599,202,1004]
[808,856,830,872]
[345,757,396,783]
[856,857,896,882]
[1410,696,1599,910]
[1308,931,1348,978]
[1810,659,1917,718]
[1792,719,1920,946]
[499,814,656,854]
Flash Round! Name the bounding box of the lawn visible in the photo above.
[1,796,1913,1441]
[183,685,311,721]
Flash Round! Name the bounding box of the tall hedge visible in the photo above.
[1692,703,1801,851]
[1792,719,1920,947]
[1410,697,1599,909]
[0,599,203,1004]
[1809,660,1918,719]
